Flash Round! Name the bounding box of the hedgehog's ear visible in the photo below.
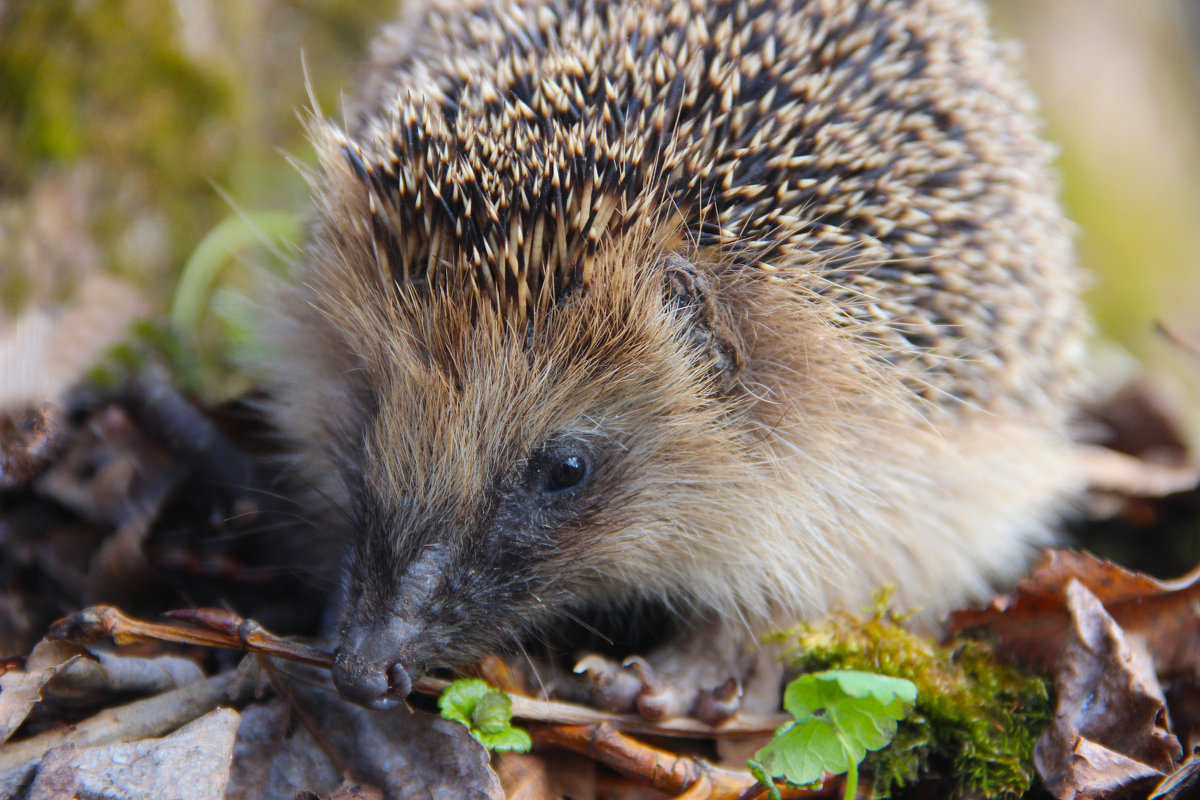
[661,255,742,392]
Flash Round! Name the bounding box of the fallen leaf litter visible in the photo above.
[0,379,1199,799]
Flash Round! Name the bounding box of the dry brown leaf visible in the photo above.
[948,549,1200,676]
[236,681,504,800]
[496,751,596,800]
[1035,581,1182,800]
[1163,673,1200,755]
[0,661,260,775]
[24,707,240,800]
[496,752,558,800]
[0,640,81,744]
[593,773,675,800]
[1087,376,1194,465]
[1150,752,1200,800]
[223,700,294,800]
[42,649,204,706]
[1040,738,1165,800]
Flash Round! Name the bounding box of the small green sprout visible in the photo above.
[749,670,917,800]
[170,210,301,336]
[777,597,1052,799]
[438,678,532,753]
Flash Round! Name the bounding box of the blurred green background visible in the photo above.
[1,0,1198,425]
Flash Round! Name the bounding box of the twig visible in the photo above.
[48,605,791,738]
[43,606,818,797]
[507,690,787,738]
[1075,445,1200,498]
[48,605,332,667]
[533,723,833,800]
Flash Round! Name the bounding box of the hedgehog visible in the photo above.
[257,0,1088,714]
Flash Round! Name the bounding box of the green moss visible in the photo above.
[0,0,390,395]
[775,599,1052,800]
[0,1,389,299]
[0,2,231,180]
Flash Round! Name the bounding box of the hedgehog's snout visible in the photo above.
[332,542,451,708]
[332,621,418,709]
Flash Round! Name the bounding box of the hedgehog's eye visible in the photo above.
[544,455,587,493]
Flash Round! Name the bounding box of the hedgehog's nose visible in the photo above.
[332,643,414,710]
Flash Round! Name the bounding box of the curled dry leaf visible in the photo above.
[0,640,81,744]
[1086,374,1194,466]
[42,649,204,706]
[1040,739,1165,800]
[1035,581,1182,800]
[948,549,1200,677]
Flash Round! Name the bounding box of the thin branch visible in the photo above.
[1075,445,1199,498]
[48,605,791,739]
[532,722,834,800]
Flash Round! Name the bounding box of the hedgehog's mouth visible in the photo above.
[331,615,427,709]
[331,643,412,710]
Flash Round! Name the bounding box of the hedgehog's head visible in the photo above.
[331,260,762,707]
[287,117,786,708]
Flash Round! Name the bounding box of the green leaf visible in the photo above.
[477,726,534,753]
[472,689,515,734]
[437,678,491,727]
[437,678,532,754]
[756,719,856,784]
[779,601,1053,799]
[784,670,917,719]
[170,210,301,336]
[752,671,917,800]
